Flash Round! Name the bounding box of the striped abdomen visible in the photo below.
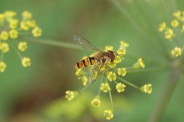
[74,57,98,69]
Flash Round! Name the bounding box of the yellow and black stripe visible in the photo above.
[74,57,98,69]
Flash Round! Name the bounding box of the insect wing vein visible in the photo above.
[73,35,101,51]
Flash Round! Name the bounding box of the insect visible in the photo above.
[73,35,116,69]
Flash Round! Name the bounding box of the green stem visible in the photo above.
[21,37,83,51]
[117,76,140,89]
[108,90,114,109]
[149,67,181,122]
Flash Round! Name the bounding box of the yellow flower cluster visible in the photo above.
[159,10,184,57]
[0,10,42,72]
[65,40,151,120]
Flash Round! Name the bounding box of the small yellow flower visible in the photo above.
[65,90,75,101]
[0,31,9,41]
[107,61,116,68]
[92,71,98,80]
[22,57,31,67]
[117,68,126,76]
[9,19,19,29]
[82,76,88,86]
[22,11,32,20]
[0,61,6,73]
[27,20,37,28]
[18,42,28,52]
[0,42,9,53]
[91,97,101,107]
[114,55,122,63]
[105,46,113,51]
[4,11,16,18]
[132,58,145,69]
[107,71,116,82]
[165,29,174,39]
[20,21,30,31]
[0,14,5,24]
[75,69,82,77]
[9,29,18,39]
[173,11,181,17]
[116,83,126,93]
[141,84,152,94]
[100,83,110,93]
[104,110,114,120]
[171,20,179,27]
[158,22,166,32]
[32,27,42,37]
[171,47,182,57]
[120,41,129,49]
[117,48,126,55]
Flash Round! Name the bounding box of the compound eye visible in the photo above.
[108,51,115,62]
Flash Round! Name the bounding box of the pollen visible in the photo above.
[22,57,31,67]
[104,110,114,120]
[141,84,152,94]
[107,71,116,82]
[91,97,101,107]
[117,68,126,76]
[171,47,182,57]
[18,42,28,52]
[0,42,10,53]
[100,83,110,93]
[171,20,179,27]
[65,90,75,101]
[0,61,6,73]
[9,29,18,39]
[0,31,9,41]
[158,22,166,32]
[32,27,42,37]
[116,83,126,93]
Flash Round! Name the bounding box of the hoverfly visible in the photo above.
[73,35,116,69]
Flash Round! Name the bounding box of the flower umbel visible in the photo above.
[0,10,42,72]
[159,10,184,57]
[68,38,151,120]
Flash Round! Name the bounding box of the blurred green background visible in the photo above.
[0,0,184,122]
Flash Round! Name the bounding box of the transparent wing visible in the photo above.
[73,35,101,51]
